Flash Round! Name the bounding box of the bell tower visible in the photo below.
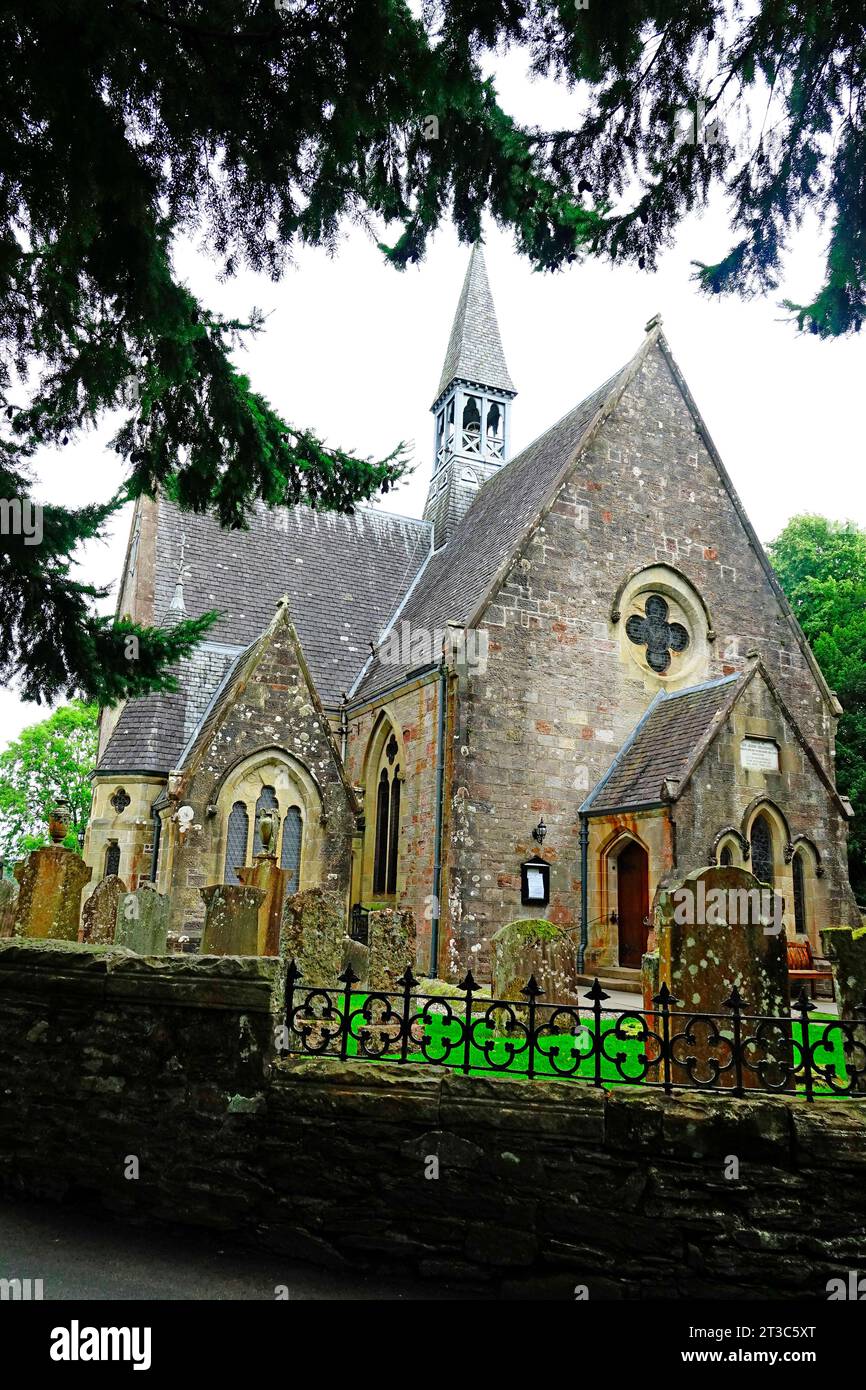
[424,243,516,548]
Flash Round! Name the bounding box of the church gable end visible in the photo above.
[161,601,356,937]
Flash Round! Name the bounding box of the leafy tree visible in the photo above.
[768,516,866,901]
[2,2,864,706]
[0,701,98,868]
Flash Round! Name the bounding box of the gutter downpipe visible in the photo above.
[578,811,589,974]
[430,658,447,977]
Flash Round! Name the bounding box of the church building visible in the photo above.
[84,245,859,981]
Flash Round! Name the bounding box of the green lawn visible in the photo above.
[329,998,859,1094]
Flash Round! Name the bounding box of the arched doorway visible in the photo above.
[616,839,650,968]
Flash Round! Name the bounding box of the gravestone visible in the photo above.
[821,926,866,1092]
[0,878,19,937]
[13,845,92,941]
[237,856,290,957]
[367,908,417,992]
[114,884,171,955]
[280,886,346,985]
[200,884,264,956]
[645,864,790,1090]
[80,874,127,944]
[491,918,579,1006]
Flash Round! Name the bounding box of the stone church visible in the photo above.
[84,245,859,980]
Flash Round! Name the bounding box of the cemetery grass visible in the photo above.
[341,999,852,1094]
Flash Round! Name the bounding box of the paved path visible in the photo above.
[0,1197,476,1301]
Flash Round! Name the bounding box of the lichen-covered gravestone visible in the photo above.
[13,845,92,941]
[236,857,290,957]
[367,908,417,991]
[646,865,790,1090]
[0,878,19,937]
[821,927,866,1093]
[279,886,347,985]
[80,874,128,944]
[114,884,170,954]
[200,885,264,955]
[491,918,579,1007]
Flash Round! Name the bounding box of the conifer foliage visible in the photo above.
[2,3,862,702]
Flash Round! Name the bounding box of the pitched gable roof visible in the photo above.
[582,675,743,813]
[354,328,658,699]
[434,243,515,402]
[583,660,849,817]
[97,497,431,774]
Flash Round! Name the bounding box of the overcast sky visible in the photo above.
[2,44,864,746]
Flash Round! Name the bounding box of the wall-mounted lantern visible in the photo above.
[532,818,547,846]
[520,854,550,908]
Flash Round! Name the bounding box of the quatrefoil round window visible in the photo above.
[626,595,690,674]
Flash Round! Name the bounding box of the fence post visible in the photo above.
[338,962,359,1061]
[724,985,746,1097]
[586,978,608,1088]
[398,964,418,1063]
[793,986,815,1101]
[459,970,481,1075]
[653,982,677,1094]
[284,957,301,1044]
[521,974,542,1080]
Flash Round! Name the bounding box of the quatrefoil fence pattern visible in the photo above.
[282,961,866,1100]
[626,594,690,673]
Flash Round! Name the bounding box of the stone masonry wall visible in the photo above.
[0,941,864,1298]
[451,343,848,959]
[677,671,859,934]
[345,675,442,974]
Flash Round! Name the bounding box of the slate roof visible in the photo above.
[434,243,516,402]
[97,498,431,774]
[354,353,641,699]
[583,675,744,813]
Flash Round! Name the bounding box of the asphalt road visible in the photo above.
[0,1197,476,1301]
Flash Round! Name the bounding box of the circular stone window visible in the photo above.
[614,565,711,688]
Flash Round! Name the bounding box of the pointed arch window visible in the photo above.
[750,814,774,886]
[486,400,504,459]
[281,806,303,891]
[371,729,402,897]
[104,841,120,879]
[792,850,807,937]
[462,395,481,453]
[719,845,733,867]
[252,786,278,857]
[225,801,249,885]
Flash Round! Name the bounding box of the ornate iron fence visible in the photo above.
[282,961,866,1100]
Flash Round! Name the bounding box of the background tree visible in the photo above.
[769,515,866,902]
[3,2,865,705]
[0,701,98,868]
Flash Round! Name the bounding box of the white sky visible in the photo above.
[1,45,864,746]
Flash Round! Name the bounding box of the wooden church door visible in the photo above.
[617,840,649,969]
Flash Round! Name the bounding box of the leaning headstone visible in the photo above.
[491,918,579,1006]
[237,855,290,957]
[13,845,92,941]
[280,886,346,985]
[0,878,19,937]
[114,884,171,955]
[80,874,127,944]
[367,908,417,992]
[647,865,790,1091]
[200,884,264,956]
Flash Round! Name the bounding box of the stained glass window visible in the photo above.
[626,594,689,674]
[252,785,278,856]
[281,806,302,890]
[105,841,120,878]
[225,801,249,884]
[793,850,807,936]
[750,814,774,885]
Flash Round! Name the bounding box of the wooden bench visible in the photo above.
[787,940,835,1000]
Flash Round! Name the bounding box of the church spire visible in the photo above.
[425,243,516,549]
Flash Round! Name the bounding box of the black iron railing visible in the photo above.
[282,961,866,1101]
